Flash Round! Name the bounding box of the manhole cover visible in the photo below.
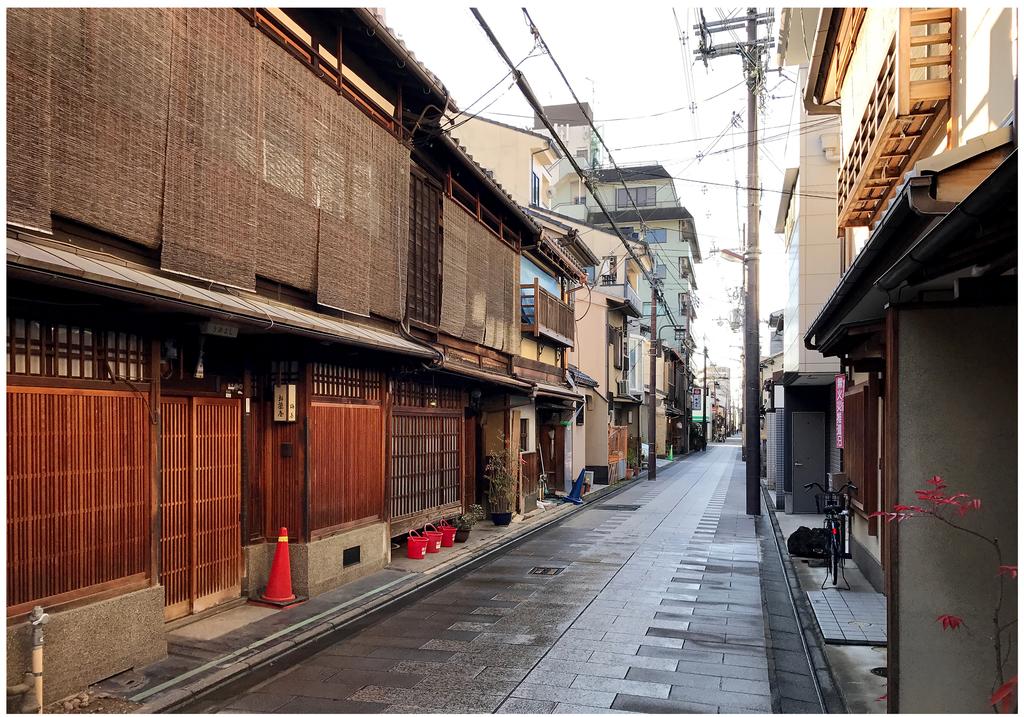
[529,567,564,575]
[870,667,888,677]
[593,504,641,511]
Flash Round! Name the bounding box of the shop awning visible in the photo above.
[436,359,533,391]
[532,380,584,403]
[7,236,435,359]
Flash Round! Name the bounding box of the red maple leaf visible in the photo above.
[998,565,1018,579]
[990,676,1017,713]
[876,694,888,702]
[937,614,965,631]
[926,475,946,488]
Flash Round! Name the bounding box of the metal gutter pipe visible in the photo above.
[804,9,841,116]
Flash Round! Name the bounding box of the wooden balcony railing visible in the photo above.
[837,8,954,229]
[520,280,574,348]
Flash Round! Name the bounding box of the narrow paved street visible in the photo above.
[214,440,776,714]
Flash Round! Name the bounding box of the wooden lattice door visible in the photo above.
[160,396,242,620]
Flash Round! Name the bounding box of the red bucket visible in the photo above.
[424,524,443,553]
[406,530,428,560]
[439,519,457,548]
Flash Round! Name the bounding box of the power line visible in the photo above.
[519,8,682,330]
[467,8,673,326]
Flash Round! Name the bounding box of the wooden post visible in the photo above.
[533,278,541,337]
[150,337,161,586]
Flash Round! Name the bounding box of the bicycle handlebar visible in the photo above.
[803,481,858,494]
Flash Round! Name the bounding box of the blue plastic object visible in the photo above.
[562,469,586,505]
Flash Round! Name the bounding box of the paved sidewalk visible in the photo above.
[206,442,779,713]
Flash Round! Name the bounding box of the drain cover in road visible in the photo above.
[529,567,565,575]
[592,504,641,511]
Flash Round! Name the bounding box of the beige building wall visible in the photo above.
[451,117,557,209]
[839,8,900,160]
[895,305,1017,712]
[954,7,1017,144]
[520,336,560,367]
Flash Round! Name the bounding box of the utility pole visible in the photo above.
[702,345,708,451]
[694,6,772,516]
[648,280,659,480]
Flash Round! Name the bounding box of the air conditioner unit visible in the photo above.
[617,380,630,396]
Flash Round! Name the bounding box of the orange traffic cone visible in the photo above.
[252,527,305,609]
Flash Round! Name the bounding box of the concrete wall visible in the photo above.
[896,306,1017,712]
[244,522,391,600]
[6,586,166,704]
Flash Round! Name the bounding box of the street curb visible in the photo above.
[136,463,680,713]
[760,484,849,714]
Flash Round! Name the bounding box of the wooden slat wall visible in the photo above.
[406,170,442,326]
[521,451,540,497]
[309,403,384,533]
[159,397,191,616]
[7,387,150,611]
[390,410,462,521]
[844,380,879,516]
[192,398,242,610]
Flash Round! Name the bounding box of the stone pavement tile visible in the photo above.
[770,647,814,676]
[723,653,769,669]
[670,657,769,682]
[367,646,455,662]
[570,674,672,699]
[553,703,633,714]
[670,682,771,710]
[610,693,719,714]
[389,660,484,678]
[224,691,295,712]
[318,641,383,657]
[603,633,684,649]
[440,676,522,696]
[478,666,530,682]
[545,644,595,661]
[272,696,382,713]
[558,636,640,655]
[511,682,616,709]
[253,676,362,700]
[495,697,557,713]
[281,665,339,682]
[588,651,679,671]
[309,655,402,672]
[323,669,427,688]
[624,666,717,689]
[473,632,551,646]
[523,670,576,687]
[450,650,539,668]
[720,676,771,695]
[534,657,628,678]
[682,639,764,656]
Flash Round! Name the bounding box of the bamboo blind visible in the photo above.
[162,8,260,288]
[48,9,173,248]
[7,9,53,232]
[7,387,150,610]
[406,173,443,326]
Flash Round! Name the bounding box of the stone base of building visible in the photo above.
[6,585,167,705]
[850,534,885,594]
[243,521,391,600]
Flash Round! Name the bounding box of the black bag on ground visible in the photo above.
[787,526,830,558]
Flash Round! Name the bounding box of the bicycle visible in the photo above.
[803,479,857,589]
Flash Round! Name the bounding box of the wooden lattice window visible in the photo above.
[390,411,462,521]
[7,316,147,381]
[844,377,879,517]
[311,363,383,402]
[7,387,151,613]
[406,171,443,327]
[393,378,463,409]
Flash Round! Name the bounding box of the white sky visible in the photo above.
[387,3,795,402]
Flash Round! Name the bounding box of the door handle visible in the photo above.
[794,462,804,467]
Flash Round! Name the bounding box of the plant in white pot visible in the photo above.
[486,446,518,526]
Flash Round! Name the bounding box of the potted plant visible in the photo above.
[486,446,518,526]
[627,447,639,478]
[452,504,485,542]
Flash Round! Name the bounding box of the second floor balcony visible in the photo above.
[595,277,642,318]
[520,281,574,348]
[837,8,955,229]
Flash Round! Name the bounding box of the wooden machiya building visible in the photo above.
[6,7,542,701]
